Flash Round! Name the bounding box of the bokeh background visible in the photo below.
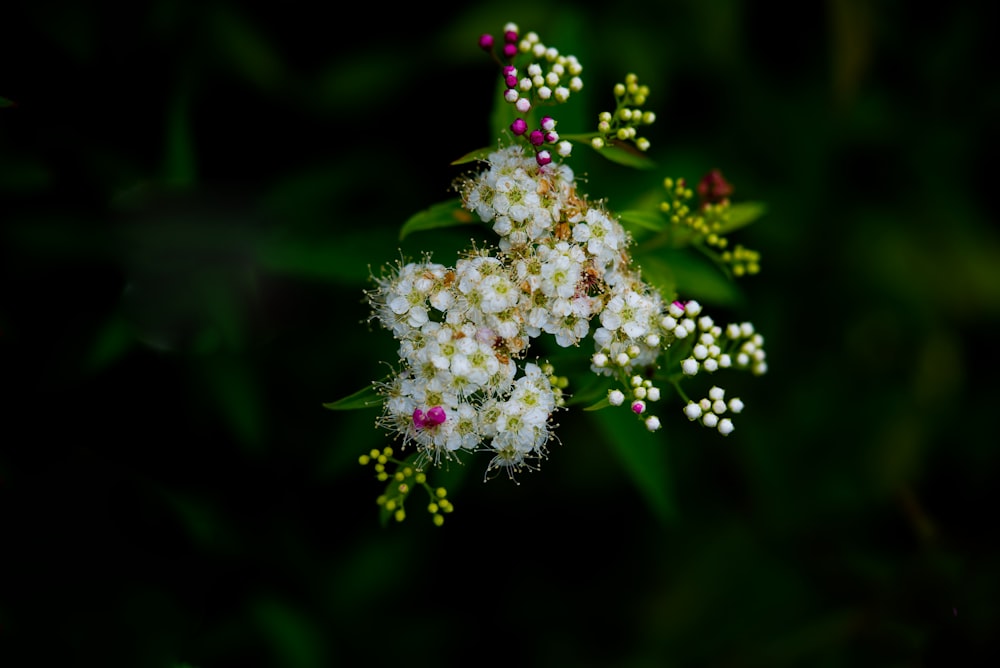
[3,1,998,666]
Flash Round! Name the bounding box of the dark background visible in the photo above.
[3,1,999,666]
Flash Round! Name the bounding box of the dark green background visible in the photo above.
[3,1,998,666]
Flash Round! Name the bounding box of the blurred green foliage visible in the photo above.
[3,1,999,666]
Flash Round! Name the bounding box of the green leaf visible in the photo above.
[583,397,611,411]
[634,254,677,302]
[595,141,657,169]
[490,78,518,144]
[323,384,382,411]
[562,135,656,170]
[398,198,477,241]
[559,132,599,144]
[590,409,677,524]
[562,374,612,408]
[619,209,668,233]
[450,147,494,166]
[635,248,744,306]
[717,201,767,235]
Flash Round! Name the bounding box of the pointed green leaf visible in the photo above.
[590,409,677,524]
[450,147,494,166]
[583,397,611,412]
[559,134,656,169]
[398,198,477,241]
[635,249,743,306]
[632,253,677,302]
[562,374,612,408]
[716,201,767,235]
[490,77,519,144]
[619,209,668,233]
[323,384,382,410]
[559,132,599,145]
[596,142,656,169]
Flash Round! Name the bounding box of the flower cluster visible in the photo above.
[358,447,455,525]
[683,386,744,436]
[479,23,583,166]
[591,73,656,152]
[334,21,770,524]
[661,173,762,277]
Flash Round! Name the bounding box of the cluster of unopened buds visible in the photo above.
[479,23,582,165]
[662,174,762,277]
[684,386,744,436]
[341,21,768,524]
[591,72,656,152]
[607,375,664,433]
[358,446,455,525]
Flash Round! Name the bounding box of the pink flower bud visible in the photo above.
[426,406,447,426]
[478,34,494,50]
[511,118,528,135]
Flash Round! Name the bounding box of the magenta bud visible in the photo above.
[545,131,557,143]
[505,75,518,88]
[504,30,518,43]
[503,43,517,59]
[479,34,494,50]
[536,150,552,166]
[529,129,544,146]
[511,118,528,135]
[632,401,646,415]
[426,406,447,425]
[412,408,427,428]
